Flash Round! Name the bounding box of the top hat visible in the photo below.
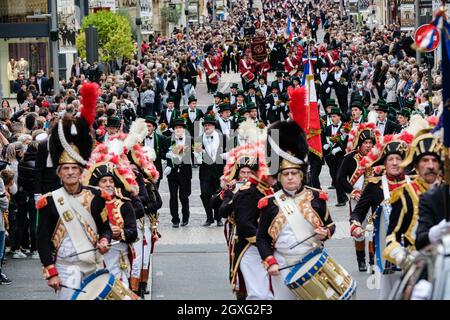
[202,115,217,126]
[106,116,121,127]
[145,115,157,126]
[188,95,197,104]
[230,83,239,89]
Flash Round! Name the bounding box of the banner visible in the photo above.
[141,0,153,34]
[89,0,116,11]
[358,0,369,13]
[400,0,415,31]
[58,0,79,53]
[251,36,267,63]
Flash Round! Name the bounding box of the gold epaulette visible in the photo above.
[257,194,275,209]
[305,186,322,192]
[239,181,252,191]
[367,176,382,184]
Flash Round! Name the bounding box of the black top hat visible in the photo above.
[329,106,342,116]
[246,102,257,110]
[214,92,224,99]
[270,83,280,91]
[106,116,121,127]
[145,115,157,126]
[350,99,364,111]
[275,70,284,77]
[218,103,231,113]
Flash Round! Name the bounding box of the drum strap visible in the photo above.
[287,58,295,69]
[52,187,98,266]
[381,176,390,201]
[274,190,316,243]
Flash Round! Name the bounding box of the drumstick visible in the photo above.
[66,240,122,258]
[60,284,87,293]
[288,222,336,250]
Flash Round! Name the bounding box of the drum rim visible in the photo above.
[374,206,385,273]
[284,248,324,287]
[71,269,114,300]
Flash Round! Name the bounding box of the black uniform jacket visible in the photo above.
[256,187,335,261]
[416,184,448,250]
[37,186,112,268]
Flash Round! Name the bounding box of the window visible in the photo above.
[0,0,48,23]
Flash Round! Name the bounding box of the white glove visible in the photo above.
[390,246,406,265]
[266,103,271,110]
[163,166,172,176]
[344,81,348,86]
[193,152,203,164]
[410,280,433,300]
[166,151,174,159]
[428,219,450,244]
[183,79,189,82]
[220,153,229,161]
[280,102,285,107]
[323,144,330,151]
[171,89,176,93]
[272,105,278,110]
[328,81,333,85]
[325,87,331,94]
[34,193,42,202]
[331,147,341,155]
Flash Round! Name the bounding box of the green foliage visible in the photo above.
[76,10,135,62]
[117,8,137,40]
[160,5,181,24]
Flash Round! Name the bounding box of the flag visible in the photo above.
[285,15,293,41]
[302,57,322,158]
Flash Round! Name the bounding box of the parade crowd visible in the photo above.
[0,0,449,301]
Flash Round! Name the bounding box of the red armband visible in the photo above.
[43,264,58,280]
[263,256,278,270]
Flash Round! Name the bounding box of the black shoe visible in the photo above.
[172,222,180,228]
[358,260,368,272]
[216,221,224,227]
[336,202,347,207]
[328,185,335,190]
[0,273,11,285]
[202,221,213,227]
[143,282,149,295]
[181,221,189,227]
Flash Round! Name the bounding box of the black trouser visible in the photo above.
[222,57,230,73]
[308,153,322,189]
[324,155,335,187]
[13,192,36,252]
[336,93,349,115]
[329,153,347,203]
[168,175,191,224]
[143,102,155,117]
[231,59,237,72]
[200,174,221,223]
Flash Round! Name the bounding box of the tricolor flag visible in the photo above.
[304,57,322,158]
[285,15,293,41]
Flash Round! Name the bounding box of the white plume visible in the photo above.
[107,139,125,157]
[367,110,378,125]
[142,146,157,162]
[237,119,267,144]
[124,118,148,150]
[406,114,429,137]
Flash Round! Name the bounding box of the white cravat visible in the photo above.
[145,134,155,149]
[167,109,173,123]
[321,72,327,83]
[188,108,196,122]
[219,117,230,135]
[334,71,342,81]
[37,78,42,93]
[377,119,386,135]
[331,121,342,135]
[203,131,219,160]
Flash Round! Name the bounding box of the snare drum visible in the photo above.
[284,249,356,300]
[71,269,139,300]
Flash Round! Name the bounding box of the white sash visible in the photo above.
[274,190,316,243]
[381,175,411,201]
[206,58,214,72]
[52,188,99,266]
[287,57,294,68]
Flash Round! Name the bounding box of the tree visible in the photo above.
[76,10,135,63]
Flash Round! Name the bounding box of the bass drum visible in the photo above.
[374,205,400,273]
[71,269,139,300]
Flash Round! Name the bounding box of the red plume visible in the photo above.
[80,82,100,126]
[288,86,308,133]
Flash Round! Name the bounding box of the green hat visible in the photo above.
[214,92,224,100]
[230,83,239,89]
[145,115,157,126]
[246,102,257,110]
[167,96,176,103]
[106,116,121,127]
[397,107,411,118]
[236,89,245,97]
[375,99,389,112]
[326,98,338,108]
[258,75,266,81]
[351,99,364,111]
[270,82,280,91]
[329,106,342,116]
[248,83,256,90]
[387,101,399,109]
[171,117,187,129]
[276,70,284,77]
[238,107,250,116]
[291,76,300,83]
[236,116,247,125]
[202,115,217,126]
[404,99,415,109]
[218,103,231,113]
[188,95,197,104]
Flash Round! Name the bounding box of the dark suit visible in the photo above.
[166,78,183,110]
[166,135,193,224]
[195,132,226,223]
[263,93,282,124]
[416,185,449,250]
[315,72,333,110]
[378,119,401,136]
[215,118,235,150]
[36,77,49,95]
[159,108,179,137]
[331,71,350,114]
[272,80,289,94]
[181,108,204,137]
[143,133,168,189]
[325,123,348,204]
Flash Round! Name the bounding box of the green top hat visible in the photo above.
[145,115,157,126]
[329,106,342,116]
[397,107,411,118]
[351,99,364,111]
[214,92,224,99]
[404,99,415,109]
[275,70,284,77]
[238,107,250,116]
[218,103,231,113]
[270,82,280,91]
[246,102,257,110]
[167,96,176,103]
[230,83,239,89]
[236,89,245,97]
[387,101,399,109]
[326,98,338,108]
[258,75,266,81]
[106,116,121,127]
[188,95,197,104]
[202,115,217,126]
[248,83,256,90]
[375,99,389,112]
[171,117,187,129]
